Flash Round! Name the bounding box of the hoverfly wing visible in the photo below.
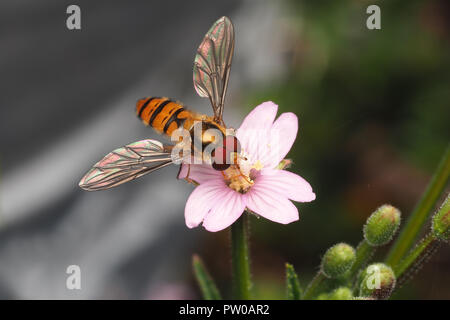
[193,16,235,125]
[79,139,175,191]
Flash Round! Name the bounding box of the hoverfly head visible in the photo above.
[212,135,241,171]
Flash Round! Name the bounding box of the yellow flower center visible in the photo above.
[222,151,262,193]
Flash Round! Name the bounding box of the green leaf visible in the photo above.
[192,254,222,300]
[285,263,302,300]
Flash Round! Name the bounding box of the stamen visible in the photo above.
[221,162,254,193]
[252,160,264,171]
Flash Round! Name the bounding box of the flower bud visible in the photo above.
[431,195,450,242]
[321,243,356,278]
[359,263,396,299]
[353,296,375,300]
[328,287,353,300]
[316,293,329,300]
[277,159,292,170]
[364,204,401,246]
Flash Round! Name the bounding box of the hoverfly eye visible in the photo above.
[211,136,241,171]
[212,146,230,171]
[212,162,230,171]
[224,135,241,154]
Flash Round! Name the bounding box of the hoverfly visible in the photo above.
[79,16,241,191]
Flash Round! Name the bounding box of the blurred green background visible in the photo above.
[193,0,450,299]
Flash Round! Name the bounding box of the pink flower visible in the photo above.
[178,101,316,232]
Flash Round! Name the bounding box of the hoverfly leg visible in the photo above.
[183,164,198,186]
[239,172,254,185]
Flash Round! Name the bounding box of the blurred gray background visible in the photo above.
[0,0,288,298]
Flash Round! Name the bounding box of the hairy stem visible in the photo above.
[385,145,450,266]
[394,233,441,288]
[393,233,435,278]
[230,213,252,299]
[349,240,376,281]
[394,195,449,289]
[302,272,326,300]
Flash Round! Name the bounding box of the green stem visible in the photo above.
[349,240,376,281]
[302,272,326,300]
[394,195,449,289]
[230,213,252,299]
[393,233,436,279]
[385,145,450,266]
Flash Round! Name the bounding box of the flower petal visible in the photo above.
[202,188,246,232]
[258,169,316,202]
[184,179,230,229]
[244,182,299,224]
[177,163,222,185]
[236,101,278,162]
[263,112,298,168]
[237,101,278,132]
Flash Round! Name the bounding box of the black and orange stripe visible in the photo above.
[136,97,194,136]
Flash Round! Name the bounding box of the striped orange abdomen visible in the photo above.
[136,97,195,136]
